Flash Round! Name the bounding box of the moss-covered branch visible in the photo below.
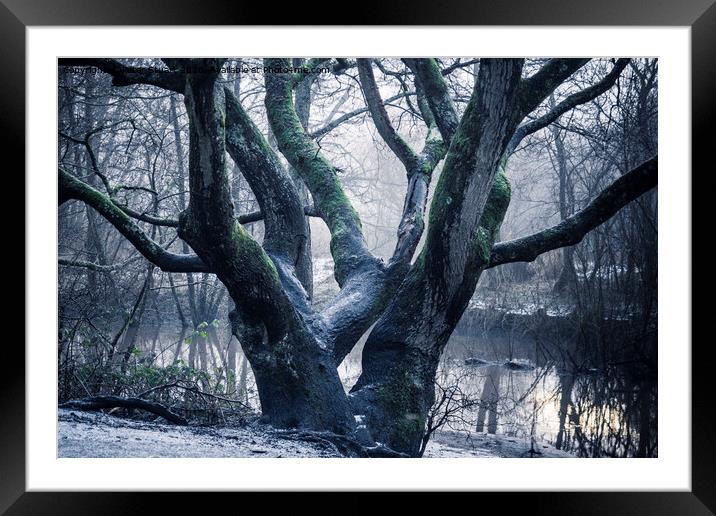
[319,62,446,362]
[223,86,312,291]
[404,59,460,142]
[263,58,378,286]
[422,59,524,282]
[59,168,208,273]
[327,61,523,366]
[489,156,657,268]
[178,62,285,297]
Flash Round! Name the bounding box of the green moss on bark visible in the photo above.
[474,170,511,263]
[230,222,280,282]
[479,170,511,233]
[263,60,371,284]
[376,369,426,451]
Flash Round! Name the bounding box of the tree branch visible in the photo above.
[440,58,481,76]
[236,205,319,225]
[58,256,143,272]
[223,86,311,283]
[58,58,184,93]
[116,205,180,227]
[404,58,460,142]
[319,61,446,362]
[177,60,301,343]
[59,396,188,425]
[357,59,419,171]
[328,60,523,365]
[115,202,318,228]
[420,59,524,285]
[488,156,657,268]
[263,58,379,287]
[519,58,591,117]
[355,59,446,268]
[309,92,413,139]
[60,126,179,228]
[507,59,630,156]
[59,168,208,273]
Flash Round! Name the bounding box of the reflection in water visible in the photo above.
[475,366,501,434]
[339,327,657,458]
[441,331,655,458]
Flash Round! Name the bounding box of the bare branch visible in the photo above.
[236,205,319,225]
[309,92,413,139]
[357,59,419,171]
[58,256,143,272]
[59,168,208,273]
[60,127,181,229]
[115,199,317,229]
[116,205,179,227]
[519,58,591,116]
[488,156,657,268]
[507,59,630,156]
[440,58,481,76]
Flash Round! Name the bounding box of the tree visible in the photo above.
[58,57,657,456]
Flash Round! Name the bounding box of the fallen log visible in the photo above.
[59,396,188,425]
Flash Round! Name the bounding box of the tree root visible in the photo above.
[275,429,410,458]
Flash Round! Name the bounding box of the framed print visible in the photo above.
[4,0,711,512]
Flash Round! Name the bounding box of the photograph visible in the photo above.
[56,56,658,460]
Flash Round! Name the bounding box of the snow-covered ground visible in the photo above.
[58,409,337,458]
[58,409,572,458]
[423,430,573,458]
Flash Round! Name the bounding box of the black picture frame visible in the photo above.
[4,1,709,512]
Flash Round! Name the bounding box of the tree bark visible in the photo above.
[176,60,356,435]
[550,121,578,295]
[351,59,524,455]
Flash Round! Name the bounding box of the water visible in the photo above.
[339,330,657,458]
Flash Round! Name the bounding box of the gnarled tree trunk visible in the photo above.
[175,60,355,435]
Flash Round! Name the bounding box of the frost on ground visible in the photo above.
[58,409,338,458]
[58,409,573,458]
[423,430,573,458]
